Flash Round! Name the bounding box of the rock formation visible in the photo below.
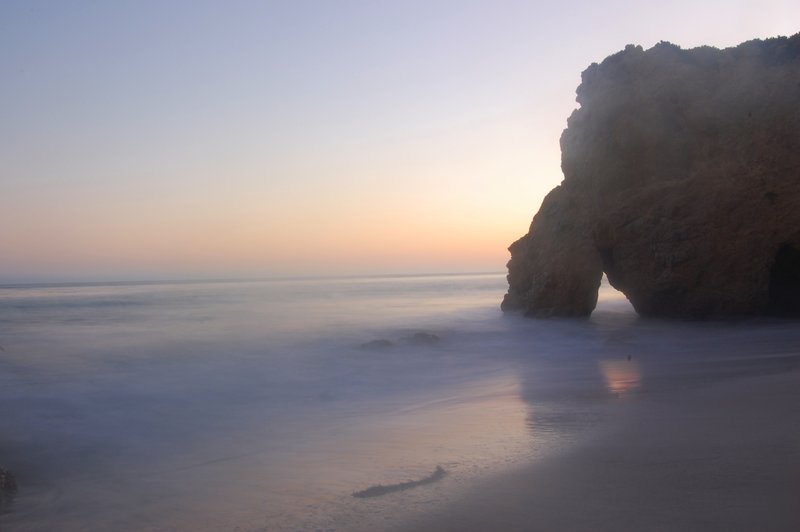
[0,467,16,510]
[503,34,800,318]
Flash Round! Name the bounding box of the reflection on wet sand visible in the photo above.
[187,376,534,531]
[599,359,641,396]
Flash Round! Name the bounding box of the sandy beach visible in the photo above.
[396,356,800,532]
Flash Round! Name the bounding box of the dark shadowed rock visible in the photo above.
[407,332,440,345]
[359,339,394,350]
[0,467,17,509]
[504,34,800,318]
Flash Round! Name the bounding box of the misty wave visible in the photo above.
[1,274,800,531]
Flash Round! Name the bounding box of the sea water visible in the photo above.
[0,274,798,531]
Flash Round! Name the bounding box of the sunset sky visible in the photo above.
[2,1,798,282]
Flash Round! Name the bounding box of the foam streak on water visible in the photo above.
[0,274,798,530]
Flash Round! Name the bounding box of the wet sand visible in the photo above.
[395,365,800,532]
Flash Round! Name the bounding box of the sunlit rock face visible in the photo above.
[503,34,800,318]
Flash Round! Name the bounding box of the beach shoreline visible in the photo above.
[3,278,800,531]
[393,362,800,531]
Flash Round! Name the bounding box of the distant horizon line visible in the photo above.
[0,271,506,289]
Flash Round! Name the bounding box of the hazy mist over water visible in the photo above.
[1,274,799,530]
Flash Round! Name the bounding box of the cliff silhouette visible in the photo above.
[504,34,800,318]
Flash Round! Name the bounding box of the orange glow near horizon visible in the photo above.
[0,185,526,279]
[1,113,553,280]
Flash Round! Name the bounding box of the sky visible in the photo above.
[1,0,798,282]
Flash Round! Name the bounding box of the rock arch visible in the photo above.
[503,34,800,318]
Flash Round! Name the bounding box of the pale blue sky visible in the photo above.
[2,1,798,282]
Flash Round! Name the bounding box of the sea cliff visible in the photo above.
[504,34,800,318]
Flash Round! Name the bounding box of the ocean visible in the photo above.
[1,273,798,531]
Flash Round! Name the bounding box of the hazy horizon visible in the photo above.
[3,1,799,283]
[0,269,506,287]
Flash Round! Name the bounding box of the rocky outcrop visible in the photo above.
[0,467,16,510]
[503,34,800,318]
